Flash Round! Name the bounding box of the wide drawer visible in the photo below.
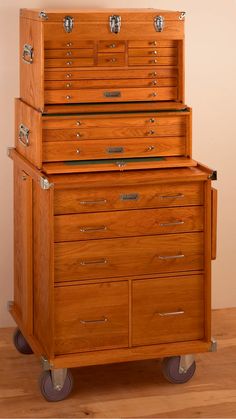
[54,182,203,215]
[128,48,177,57]
[54,281,129,354]
[44,49,94,58]
[129,57,177,66]
[54,232,204,282]
[54,206,204,242]
[128,40,177,48]
[44,40,95,49]
[132,275,204,346]
[43,137,185,162]
[44,58,94,68]
[44,87,177,104]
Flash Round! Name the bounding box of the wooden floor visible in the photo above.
[0,308,236,418]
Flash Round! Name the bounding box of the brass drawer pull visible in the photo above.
[158,254,185,260]
[159,221,185,227]
[80,226,107,232]
[80,316,108,324]
[66,61,73,66]
[151,59,158,64]
[76,133,81,138]
[150,71,157,77]
[150,41,157,46]
[152,80,157,86]
[18,124,30,147]
[79,199,107,205]
[157,310,185,317]
[146,145,155,151]
[76,121,81,126]
[66,42,73,47]
[66,73,72,78]
[66,95,72,100]
[147,130,155,135]
[151,50,158,55]
[109,43,116,48]
[151,92,157,97]
[66,51,72,56]
[76,149,80,154]
[160,193,185,199]
[149,118,156,123]
[66,83,72,88]
[80,258,108,265]
[108,58,117,63]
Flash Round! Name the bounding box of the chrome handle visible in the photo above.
[18,124,30,147]
[158,254,185,260]
[160,193,185,199]
[79,199,107,205]
[159,221,185,227]
[109,43,116,48]
[157,310,185,317]
[66,73,72,78]
[80,226,107,232]
[109,15,121,34]
[22,44,34,64]
[80,258,108,265]
[80,316,108,324]
[154,15,165,32]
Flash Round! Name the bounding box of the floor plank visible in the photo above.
[0,308,236,418]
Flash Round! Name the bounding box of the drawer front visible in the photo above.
[44,40,94,49]
[44,68,177,81]
[132,275,204,346]
[54,233,204,282]
[97,53,126,66]
[98,41,126,52]
[54,182,204,215]
[44,77,177,90]
[43,114,184,130]
[54,207,204,242]
[44,49,94,58]
[54,281,129,354]
[44,87,177,104]
[128,48,177,57]
[43,137,185,162]
[128,40,177,48]
[129,56,177,66]
[44,58,94,68]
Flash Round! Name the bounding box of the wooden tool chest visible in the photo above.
[9,8,217,402]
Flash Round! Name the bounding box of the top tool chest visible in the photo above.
[20,9,185,111]
[8,8,217,402]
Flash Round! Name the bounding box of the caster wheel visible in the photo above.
[13,328,33,355]
[39,370,73,402]
[161,356,196,384]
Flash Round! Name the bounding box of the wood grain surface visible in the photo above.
[0,308,235,417]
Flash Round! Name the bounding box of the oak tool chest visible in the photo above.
[8,8,217,402]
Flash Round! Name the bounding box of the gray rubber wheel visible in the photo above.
[13,328,33,355]
[40,370,74,402]
[161,356,196,384]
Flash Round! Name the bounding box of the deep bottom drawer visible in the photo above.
[132,275,204,346]
[54,281,129,355]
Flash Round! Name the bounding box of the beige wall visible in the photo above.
[0,0,235,327]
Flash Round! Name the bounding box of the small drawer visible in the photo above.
[44,58,94,68]
[97,53,126,66]
[42,136,186,162]
[128,48,177,57]
[132,275,204,346]
[44,40,94,49]
[128,40,177,48]
[54,233,204,282]
[54,182,204,215]
[54,206,204,242]
[44,49,94,59]
[54,281,129,354]
[98,41,126,52]
[129,56,178,66]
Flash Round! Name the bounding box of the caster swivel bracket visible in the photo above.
[179,354,195,374]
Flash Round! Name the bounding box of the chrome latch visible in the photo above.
[18,124,30,147]
[109,15,121,34]
[63,16,74,33]
[38,11,48,20]
[22,44,34,64]
[40,177,54,190]
[154,16,164,32]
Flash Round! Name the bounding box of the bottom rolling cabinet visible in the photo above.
[9,149,217,401]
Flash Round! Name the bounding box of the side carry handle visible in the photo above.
[22,44,34,64]
[18,124,30,147]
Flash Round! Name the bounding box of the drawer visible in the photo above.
[54,281,129,354]
[54,182,204,215]
[128,40,177,48]
[44,40,94,49]
[44,77,177,90]
[44,58,94,68]
[128,48,177,57]
[44,87,177,104]
[54,207,204,242]
[44,68,177,81]
[54,232,204,282]
[129,56,178,66]
[43,137,185,162]
[132,275,204,346]
[97,53,126,66]
[98,41,126,52]
[43,123,186,141]
[43,114,185,130]
[44,49,94,58]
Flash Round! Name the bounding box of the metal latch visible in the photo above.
[40,177,54,190]
[63,16,74,33]
[154,16,164,32]
[109,15,121,34]
[22,44,34,64]
[18,124,30,147]
[39,11,48,20]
